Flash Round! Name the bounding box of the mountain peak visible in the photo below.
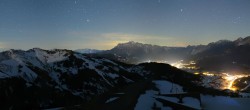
[127,41,137,44]
[118,41,141,45]
[214,40,231,44]
[234,36,250,46]
[115,41,144,48]
[30,48,71,53]
[31,47,45,51]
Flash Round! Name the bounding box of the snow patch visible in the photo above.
[134,90,158,110]
[153,80,183,94]
[105,97,119,103]
[200,95,248,110]
[183,97,201,109]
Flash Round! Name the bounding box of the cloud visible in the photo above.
[102,33,172,42]
[99,33,200,48]
[66,31,190,50]
[100,33,174,46]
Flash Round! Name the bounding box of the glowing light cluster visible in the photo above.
[202,72,215,76]
[170,62,183,68]
[194,72,200,75]
[170,60,197,69]
[147,60,249,91]
[222,73,249,91]
[190,61,196,65]
[197,72,249,91]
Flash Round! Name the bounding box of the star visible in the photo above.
[232,16,241,24]
[86,19,90,23]
[180,9,183,12]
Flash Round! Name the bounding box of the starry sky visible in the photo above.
[1,0,250,50]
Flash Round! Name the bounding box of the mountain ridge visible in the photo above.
[0,48,231,109]
[0,48,147,109]
[88,36,250,74]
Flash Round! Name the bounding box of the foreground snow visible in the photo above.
[153,80,183,94]
[201,95,250,110]
[105,97,119,103]
[134,90,158,110]
[135,80,250,110]
[135,80,201,110]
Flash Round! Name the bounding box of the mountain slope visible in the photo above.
[0,48,144,109]
[191,38,250,72]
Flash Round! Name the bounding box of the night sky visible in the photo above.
[1,0,250,50]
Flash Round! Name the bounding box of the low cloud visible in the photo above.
[99,33,179,48]
[101,33,173,44]
[66,31,189,50]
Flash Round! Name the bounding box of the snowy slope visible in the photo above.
[0,48,146,109]
[0,48,138,82]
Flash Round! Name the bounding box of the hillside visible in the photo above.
[0,48,144,109]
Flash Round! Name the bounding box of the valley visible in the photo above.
[169,60,250,91]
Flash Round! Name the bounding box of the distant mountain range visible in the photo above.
[92,36,250,73]
[96,41,206,64]
[190,36,250,73]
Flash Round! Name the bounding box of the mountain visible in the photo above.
[0,48,145,109]
[61,63,239,110]
[0,48,231,109]
[96,41,206,64]
[234,36,250,46]
[0,48,7,52]
[74,49,104,54]
[1,37,250,109]
[91,37,250,74]
[190,38,250,73]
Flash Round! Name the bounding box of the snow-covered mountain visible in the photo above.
[234,36,250,46]
[0,48,7,52]
[0,48,148,109]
